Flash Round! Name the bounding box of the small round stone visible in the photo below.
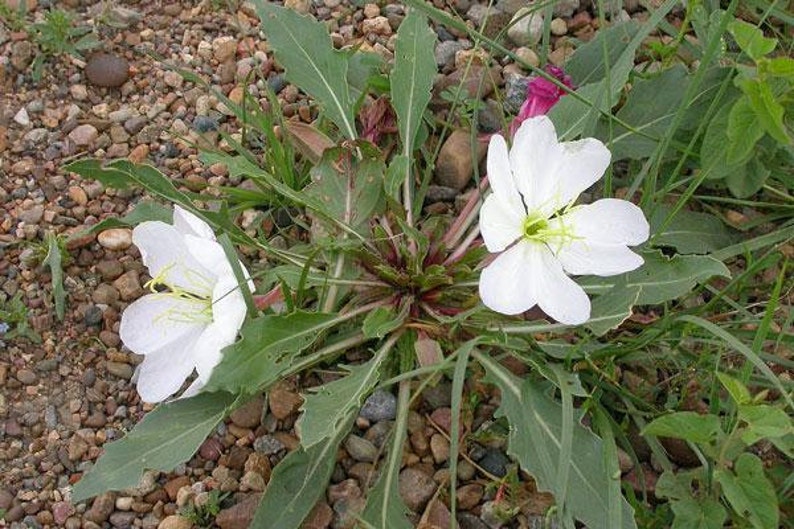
[85,53,130,88]
[359,389,397,422]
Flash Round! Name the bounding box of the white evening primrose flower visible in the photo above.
[478,116,649,325]
[119,206,253,403]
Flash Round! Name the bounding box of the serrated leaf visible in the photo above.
[362,307,406,339]
[480,355,637,529]
[585,284,641,336]
[738,77,789,144]
[204,312,339,394]
[582,251,730,305]
[650,206,737,254]
[43,232,65,321]
[715,453,778,529]
[738,404,793,452]
[254,1,356,139]
[71,392,235,502]
[643,411,722,444]
[251,421,352,528]
[298,353,387,449]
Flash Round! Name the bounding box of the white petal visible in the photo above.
[479,193,525,253]
[183,234,255,293]
[479,241,539,315]
[532,246,591,325]
[545,138,611,212]
[509,116,562,211]
[555,241,644,276]
[173,205,216,240]
[133,222,215,296]
[191,276,248,382]
[119,294,210,356]
[135,335,202,403]
[487,134,525,214]
[558,198,649,246]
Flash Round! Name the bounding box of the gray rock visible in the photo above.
[398,467,437,512]
[344,435,378,463]
[504,74,530,114]
[457,513,489,529]
[192,115,218,132]
[478,449,510,477]
[359,389,397,422]
[435,40,468,70]
[508,8,544,47]
[253,434,285,455]
[84,305,104,326]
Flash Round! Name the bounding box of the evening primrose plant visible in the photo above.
[66,2,791,528]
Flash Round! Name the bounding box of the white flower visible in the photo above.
[119,206,253,403]
[478,116,649,324]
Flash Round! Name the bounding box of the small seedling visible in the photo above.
[30,8,99,81]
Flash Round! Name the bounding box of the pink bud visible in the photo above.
[509,66,574,136]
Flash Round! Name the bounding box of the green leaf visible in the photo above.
[253,1,356,139]
[478,354,637,529]
[250,424,351,528]
[738,404,793,451]
[738,77,789,144]
[643,411,722,444]
[346,50,384,99]
[360,381,412,529]
[727,20,777,61]
[204,312,339,394]
[362,307,406,339]
[669,497,728,529]
[726,97,765,165]
[585,285,641,336]
[392,9,435,154]
[71,392,235,502]
[716,372,751,405]
[297,355,387,449]
[580,251,731,305]
[715,453,779,529]
[303,147,385,232]
[82,201,172,234]
[550,2,676,139]
[601,65,689,160]
[764,57,794,80]
[650,206,737,254]
[726,156,769,198]
[43,232,65,322]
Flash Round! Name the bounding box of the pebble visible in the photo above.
[157,515,192,529]
[14,107,30,127]
[268,382,303,420]
[515,47,540,69]
[457,483,484,510]
[230,396,264,429]
[113,270,144,301]
[106,361,134,380]
[85,53,130,88]
[434,129,487,190]
[435,40,469,71]
[97,228,133,251]
[430,433,450,463]
[550,17,568,36]
[344,434,378,463]
[478,449,510,477]
[508,8,544,47]
[398,467,437,512]
[68,124,99,146]
[212,36,238,63]
[91,283,121,305]
[18,204,45,224]
[253,434,285,455]
[302,501,333,529]
[192,115,218,132]
[84,305,104,326]
[15,368,37,385]
[84,492,116,524]
[215,493,261,529]
[359,389,397,422]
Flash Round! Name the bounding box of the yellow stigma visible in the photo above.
[522,214,549,238]
[522,210,580,249]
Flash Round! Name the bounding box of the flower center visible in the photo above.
[522,214,549,239]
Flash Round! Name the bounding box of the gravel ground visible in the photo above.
[0,1,660,528]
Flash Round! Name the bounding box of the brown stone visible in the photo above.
[163,476,191,501]
[85,53,130,88]
[268,381,304,420]
[434,130,487,190]
[215,493,262,529]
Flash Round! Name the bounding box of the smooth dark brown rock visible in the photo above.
[84,53,130,88]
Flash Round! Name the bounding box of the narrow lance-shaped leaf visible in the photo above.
[478,353,637,529]
[254,1,356,139]
[43,232,65,321]
[297,351,389,449]
[250,408,356,528]
[72,392,235,502]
